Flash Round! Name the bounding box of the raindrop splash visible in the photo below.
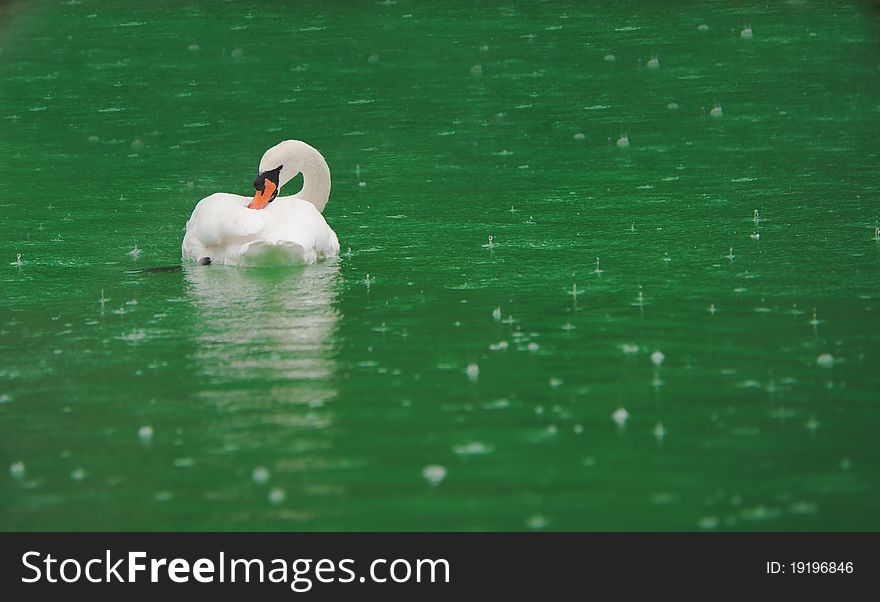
[816,353,834,368]
[612,407,629,428]
[466,363,480,383]
[654,422,667,441]
[422,465,447,486]
[10,462,25,480]
[137,425,154,445]
[651,351,665,366]
[252,467,270,484]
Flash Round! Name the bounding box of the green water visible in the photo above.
[1,0,879,531]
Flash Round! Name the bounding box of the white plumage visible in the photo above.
[182,140,339,267]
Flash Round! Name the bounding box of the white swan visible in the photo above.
[182,140,339,266]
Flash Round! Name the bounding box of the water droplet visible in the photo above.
[252,466,270,484]
[633,285,645,308]
[698,516,719,529]
[268,487,286,505]
[788,501,819,515]
[525,514,549,529]
[816,353,834,368]
[466,363,480,382]
[138,425,154,444]
[10,462,25,480]
[422,464,447,486]
[654,422,667,440]
[453,442,492,456]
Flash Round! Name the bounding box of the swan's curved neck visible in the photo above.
[288,145,331,213]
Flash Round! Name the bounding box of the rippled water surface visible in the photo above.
[1,0,879,530]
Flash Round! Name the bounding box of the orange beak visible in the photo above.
[248,179,277,210]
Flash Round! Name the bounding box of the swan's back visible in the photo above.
[182,194,339,267]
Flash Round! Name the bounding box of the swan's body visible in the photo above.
[182,140,339,267]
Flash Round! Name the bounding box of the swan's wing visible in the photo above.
[261,198,340,261]
[185,193,265,246]
[314,217,340,258]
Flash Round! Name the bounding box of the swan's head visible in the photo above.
[248,140,309,210]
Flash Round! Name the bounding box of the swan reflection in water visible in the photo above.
[183,262,342,523]
[184,261,341,416]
